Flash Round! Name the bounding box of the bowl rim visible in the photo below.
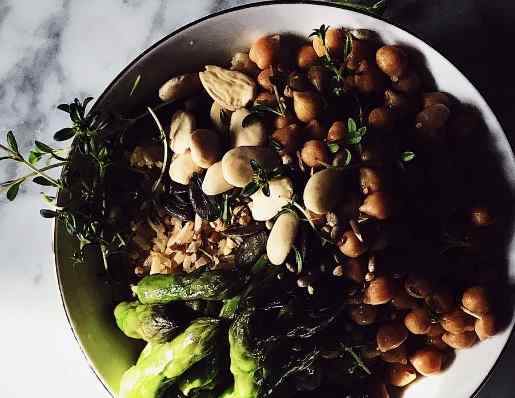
[54,1,515,397]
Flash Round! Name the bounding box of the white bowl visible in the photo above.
[55,1,515,397]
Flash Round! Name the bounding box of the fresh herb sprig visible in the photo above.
[309,25,354,96]
[0,98,141,270]
[241,160,286,197]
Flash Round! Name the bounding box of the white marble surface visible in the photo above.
[0,1,514,397]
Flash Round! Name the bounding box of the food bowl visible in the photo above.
[54,1,515,397]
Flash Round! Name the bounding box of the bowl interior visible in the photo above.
[55,2,515,397]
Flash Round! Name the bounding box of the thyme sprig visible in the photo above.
[241,160,286,197]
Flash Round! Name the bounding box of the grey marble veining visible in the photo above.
[0,1,513,397]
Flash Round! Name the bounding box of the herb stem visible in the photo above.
[342,345,372,375]
[147,107,169,192]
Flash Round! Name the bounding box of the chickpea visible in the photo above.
[300,139,330,167]
[347,37,374,70]
[425,289,456,314]
[312,27,346,58]
[409,347,443,376]
[257,67,275,92]
[327,121,347,142]
[296,44,318,69]
[254,91,276,107]
[272,124,303,155]
[392,70,421,94]
[475,313,497,340]
[359,191,393,220]
[384,89,413,116]
[350,304,378,325]
[405,273,432,299]
[368,107,395,132]
[249,34,281,69]
[422,91,452,109]
[415,103,451,134]
[470,206,495,227]
[381,343,408,364]
[427,323,445,337]
[391,288,419,310]
[360,167,385,195]
[307,65,329,93]
[440,309,475,334]
[354,60,386,94]
[377,321,408,352]
[338,230,367,258]
[304,119,326,140]
[364,276,395,305]
[442,331,477,349]
[274,113,298,129]
[287,72,310,92]
[292,91,324,123]
[376,45,408,81]
[387,363,417,387]
[342,257,367,283]
[462,286,491,316]
[404,308,432,335]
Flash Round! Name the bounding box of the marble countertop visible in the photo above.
[0,1,513,397]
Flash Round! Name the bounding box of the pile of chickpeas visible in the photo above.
[245,27,500,392]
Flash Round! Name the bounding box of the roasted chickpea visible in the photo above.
[347,37,374,70]
[376,45,408,81]
[312,27,346,58]
[377,321,409,352]
[359,192,393,220]
[409,347,444,376]
[300,139,330,167]
[354,60,386,94]
[442,331,477,349]
[462,286,491,316]
[364,276,395,305]
[440,309,475,334]
[405,274,432,299]
[274,113,298,129]
[272,124,303,155]
[342,257,367,283]
[249,34,281,69]
[387,363,417,387]
[384,89,413,116]
[475,313,497,340]
[422,91,452,109]
[391,288,419,310]
[368,107,395,132]
[307,65,330,93]
[304,119,326,140]
[293,91,324,122]
[404,308,432,335]
[296,44,318,69]
[254,91,276,107]
[257,67,275,92]
[381,343,408,364]
[287,72,310,92]
[425,289,456,314]
[415,103,451,134]
[327,121,347,141]
[392,70,421,94]
[350,304,378,325]
[470,206,495,227]
[338,230,367,258]
[360,167,385,195]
